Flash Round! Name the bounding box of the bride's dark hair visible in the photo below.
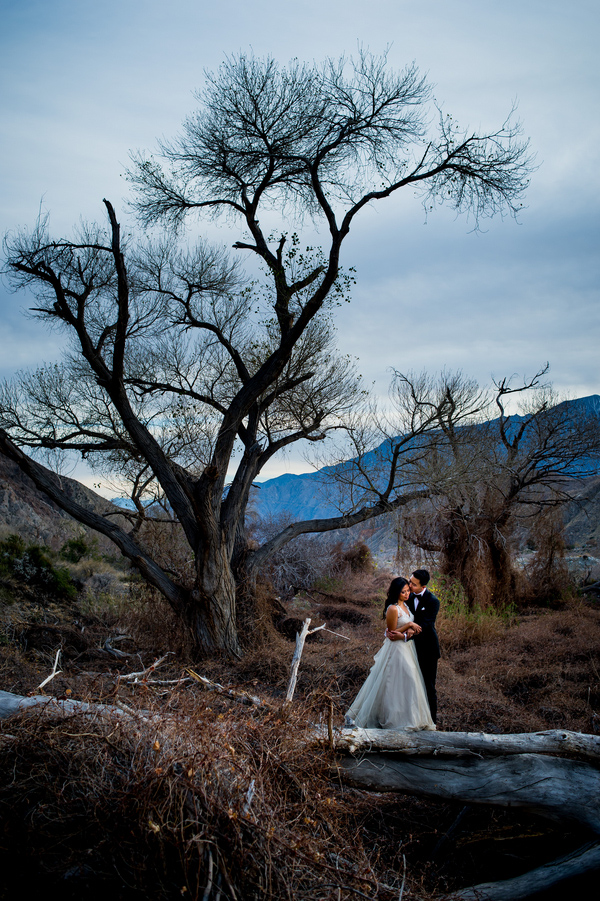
[383,577,409,616]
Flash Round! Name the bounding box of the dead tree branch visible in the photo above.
[443,841,600,901]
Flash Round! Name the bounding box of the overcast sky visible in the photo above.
[1,0,598,484]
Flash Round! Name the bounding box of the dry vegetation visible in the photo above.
[1,552,599,900]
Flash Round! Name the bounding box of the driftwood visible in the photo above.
[443,840,600,901]
[103,635,133,658]
[338,752,600,833]
[285,617,326,702]
[186,668,269,708]
[117,652,173,682]
[37,648,62,690]
[332,726,600,899]
[286,618,312,702]
[0,670,268,723]
[327,726,600,762]
[0,689,134,721]
[580,580,600,594]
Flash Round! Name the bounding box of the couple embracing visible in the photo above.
[346,569,440,731]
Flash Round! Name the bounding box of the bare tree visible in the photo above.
[1,52,533,655]
[393,370,600,607]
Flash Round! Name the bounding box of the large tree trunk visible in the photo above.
[186,538,241,657]
[487,530,516,607]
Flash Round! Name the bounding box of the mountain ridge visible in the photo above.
[251,394,600,523]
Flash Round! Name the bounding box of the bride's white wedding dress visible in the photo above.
[346,605,436,731]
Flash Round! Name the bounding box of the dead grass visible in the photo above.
[437,597,600,735]
[1,569,599,899]
[0,692,415,900]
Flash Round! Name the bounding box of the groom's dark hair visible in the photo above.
[412,569,430,586]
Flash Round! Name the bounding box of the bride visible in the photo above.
[345,577,436,731]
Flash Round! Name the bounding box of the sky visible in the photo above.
[1,0,599,486]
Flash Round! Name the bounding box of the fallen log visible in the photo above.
[185,669,269,708]
[331,728,600,894]
[324,726,600,762]
[337,752,600,833]
[0,689,133,721]
[1,668,269,722]
[443,840,600,901]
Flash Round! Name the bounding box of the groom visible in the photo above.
[407,569,440,723]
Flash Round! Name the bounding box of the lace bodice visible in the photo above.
[393,604,413,625]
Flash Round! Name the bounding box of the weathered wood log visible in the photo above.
[330,729,600,893]
[443,841,600,901]
[286,618,311,702]
[580,580,600,594]
[185,669,269,707]
[337,753,600,833]
[0,689,131,721]
[324,726,600,762]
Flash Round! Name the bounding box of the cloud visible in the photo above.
[0,0,598,479]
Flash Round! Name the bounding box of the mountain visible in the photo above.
[1,395,598,563]
[0,453,128,552]
[249,471,336,522]
[252,395,600,523]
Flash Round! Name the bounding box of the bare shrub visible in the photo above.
[251,515,347,599]
[341,541,374,573]
[523,505,571,604]
[432,574,514,652]
[0,696,415,900]
[117,582,193,659]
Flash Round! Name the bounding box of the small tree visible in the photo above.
[1,52,533,655]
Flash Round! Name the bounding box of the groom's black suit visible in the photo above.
[407,589,441,723]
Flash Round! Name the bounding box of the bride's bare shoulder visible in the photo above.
[385,604,399,629]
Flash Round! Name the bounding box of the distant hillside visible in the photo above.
[2,395,598,566]
[251,395,600,524]
[0,453,128,552]
[248,396,600,571]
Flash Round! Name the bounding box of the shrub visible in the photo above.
[432,573,515,650]
[341,542,374,573]
[0,534,77,601]
[60,536,94,563]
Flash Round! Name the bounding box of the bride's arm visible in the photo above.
[385,606,422,640]
[385,605,399,633]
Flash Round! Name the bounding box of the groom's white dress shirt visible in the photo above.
[412,589,426,611]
